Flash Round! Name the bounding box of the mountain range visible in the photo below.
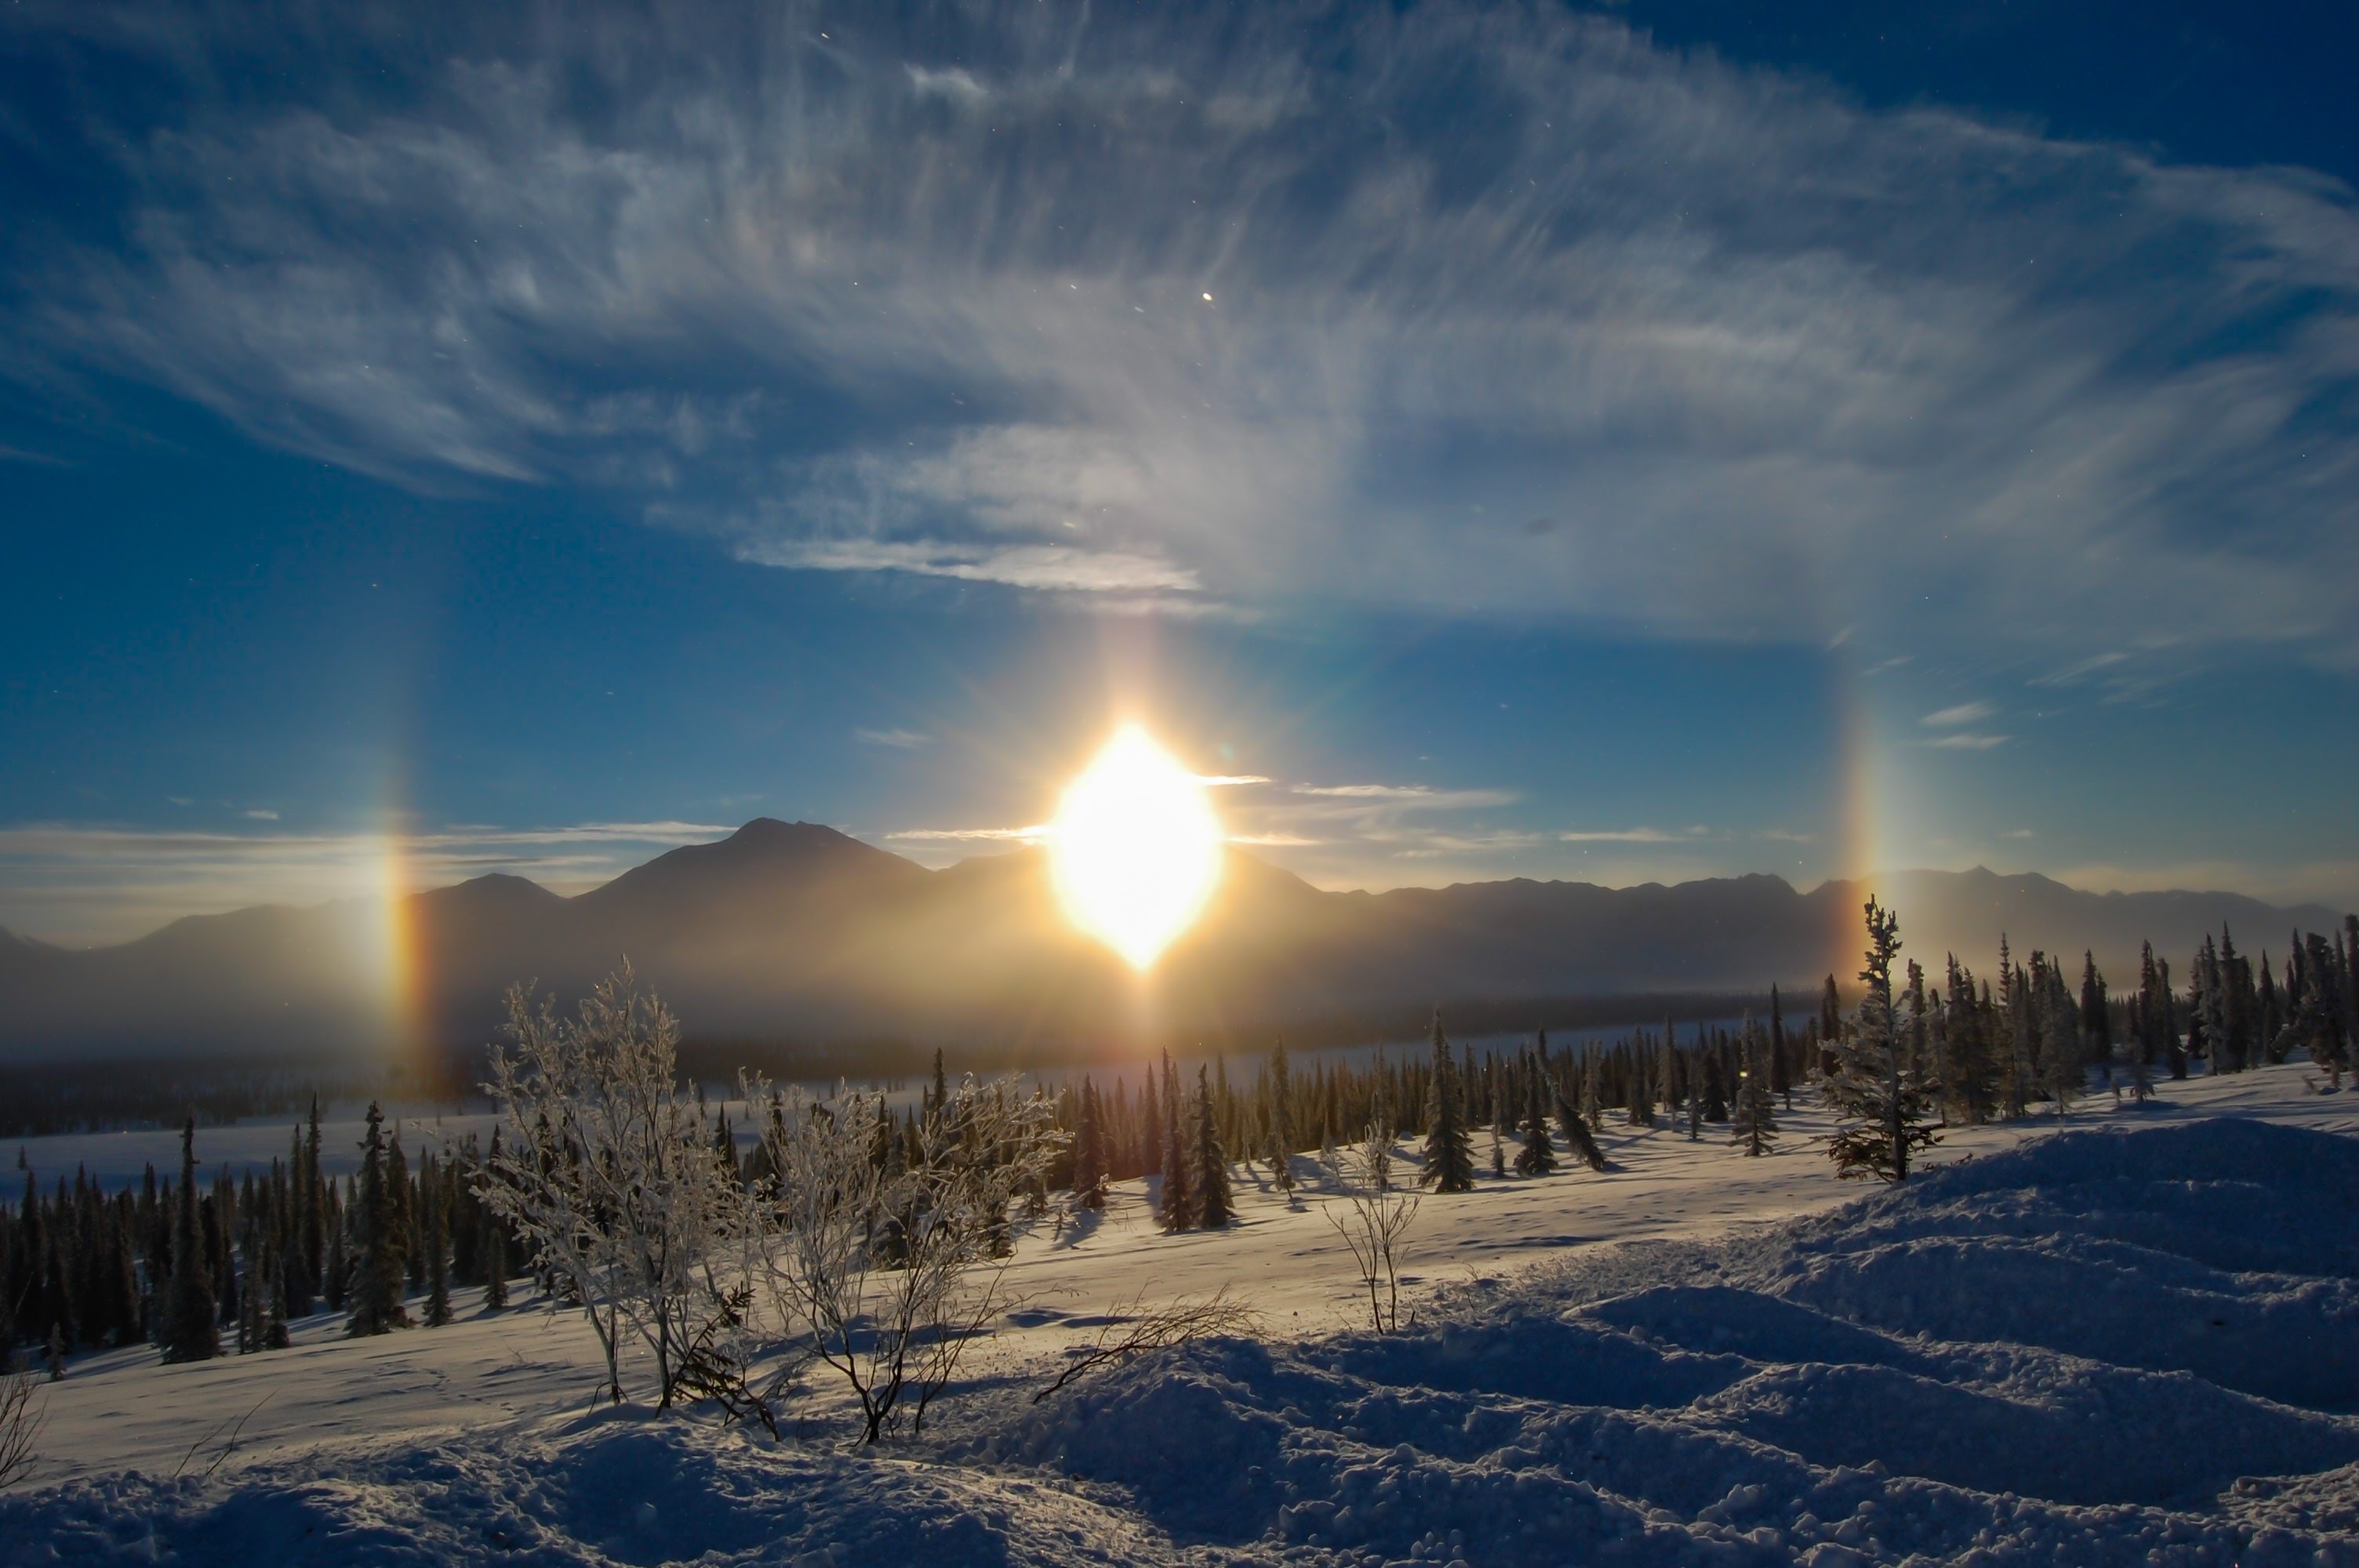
[0,819,2345,1063]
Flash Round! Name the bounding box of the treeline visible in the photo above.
[1037,910,2359,1219]
[1,1101,522,1366]
[7,913,2354,1362]
[0,1059,458,1140]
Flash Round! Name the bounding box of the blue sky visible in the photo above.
[2,1,2354,945]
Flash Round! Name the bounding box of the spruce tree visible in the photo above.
[1193,1065,1234,1227]
[1823,898,1940,1182]
[1267,1037,1296,1190]
[1770,984,1794,1109]
[1071,1080,1107,1208]
[480,1127,510,1309]
[2041,953,2082,1118]
[1732,1012,1779,1156]
[347,1102,409,1335]
[302,1097,326,1298]
[1158,1052,1194,1230]
[1419,1011,1475,1193]
[1488,1061,1508,1178]
[158,1118,219,1363]
[1514,1058,1556,1176]
[421,1151,452,1327]
[1625,1032,1656,1127]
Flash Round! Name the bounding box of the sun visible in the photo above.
[1049,724,1225,970]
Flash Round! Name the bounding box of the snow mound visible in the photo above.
[984,1120,2359,1563]
[0,1410,1177,1568]
[9,1118,2359,1566]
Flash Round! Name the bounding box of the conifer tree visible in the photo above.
[1071,1080,1107,1208]
[1267,1037,1296,1190]
[158,1119,219,1364]
[481,1126,511,1309]
[347,1102,409,1335]
[1488,1061,1510,1178]
[2080,951,2112,1083]
[1732,1012,1779,1156]
[1823,899,1939,1181]
[1818,975,1842,1076]
[324,1204,349,1312]
[1514,1057,1556,1176]
[421,1151,452,1327]
[1419,1011,1475,1193]
[1769,984,1794,1109]
[2004,941,2037,1117]
[1625,1031,1656,1127]
[1193,1066,1234,1227]
[282,1124,313,1319]
[1939,956,1997,1123]
[302,1097,325,1298]
[390,1131,420,1292]
[1158,1051,1194,1231]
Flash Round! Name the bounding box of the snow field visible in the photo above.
[5,1062,2358,1565]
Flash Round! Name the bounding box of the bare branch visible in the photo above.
[1032,1288,1261,1404]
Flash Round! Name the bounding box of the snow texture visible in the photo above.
[7,1074,2359,1566]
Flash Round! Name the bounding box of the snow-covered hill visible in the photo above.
[6,1064,2357,1566]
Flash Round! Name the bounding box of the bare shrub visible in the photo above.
[1325,1124,1421,1334]
[0,1361,44,1488]
[745,1074,1061,1443]
[1032,1287,1260,1404]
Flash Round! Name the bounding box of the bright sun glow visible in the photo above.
[1049,724,1225,970]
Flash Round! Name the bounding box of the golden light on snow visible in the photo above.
[1049,724,1224,970]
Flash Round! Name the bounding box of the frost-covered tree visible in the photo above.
[479,967,739,1406]
[1732,1012,1778,1156]
[1823,899,1940,1182]
[747,1073,1061,1442]
[158,1119,219,1364]
[1419,1012,1475,1193]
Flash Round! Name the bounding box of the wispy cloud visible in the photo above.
[855,727,930,750]
[16,3,2356,666]
[2001,828,2036,839]
[1923,732,2012,750]
[882,824,1047,842]
[1559,826,1707,844]
[736,537,1199,595]
[2030,652,2129,687]
[1196,775,1271,787]
[242,808,280,821]
[1921,701,1996,728]
[1292,784,1517,809]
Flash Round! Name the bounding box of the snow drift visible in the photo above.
[6,1117,2357,1566]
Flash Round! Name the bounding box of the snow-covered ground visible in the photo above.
[6,1062,2357,1565]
